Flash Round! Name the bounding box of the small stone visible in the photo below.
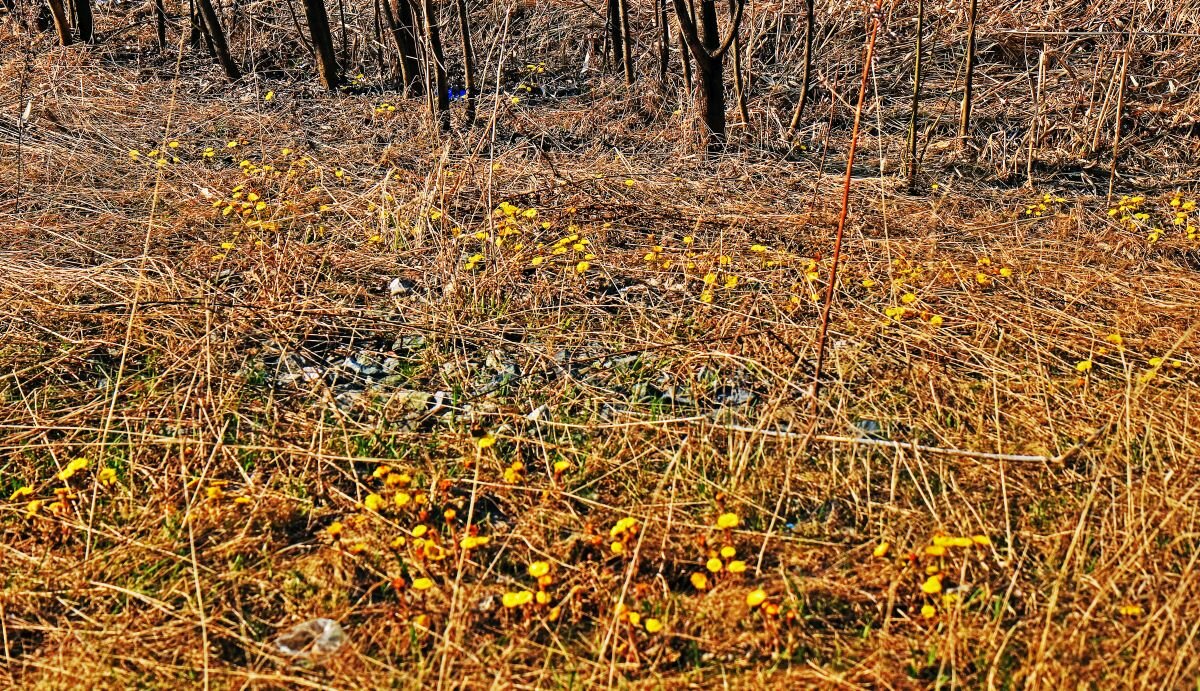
[388,277,415,296]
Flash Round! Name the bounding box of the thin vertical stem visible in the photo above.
[1107,26,1133,203]
[1026,47,1046,187]
[906,0,924,191]
[811,0,884,406]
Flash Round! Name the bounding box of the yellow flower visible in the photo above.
[971,535,992,546]
[26,499,44,515]
[528,561,551,578]
[460,535,490,549]
[682,236,695,246]
[861,278,876,288]
[627,611,641,626]
[394,492,411,507]
[873,542,890,558]
[750,244,767,253]
[98,468,117,485]
[644,618,664,633]
[536,590,550,604]
[1075,359,1093,373]
[921,575,943,594]
[921,604,936,618]
[924,544,946,557]
[610,517,639,537]
[610,541,625,555]
[716,512,739,529]
[690,572,709,590]
[624,179,635,187]
[999,267,1014,278]
[553,460,571,474]
[412,524,428,538]
[705,557,723,573]
[412,577,434,591]
[502,590,534,608]
[727,560,747,574]
[719,545,736,559]
[57,457,89,482]
[10,486,34,501]
[327,521,344,537]
[1118,604,1144,616]
[364,493,385,511]
[746,588,768,607]
[929,315,944,327]
[901,292,917,304]
[385,472,411,487]
[1105,333,1123,347]
[478,435,497,449]
[575,261,590,273]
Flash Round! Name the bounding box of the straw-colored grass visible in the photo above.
[2,1,1200,687]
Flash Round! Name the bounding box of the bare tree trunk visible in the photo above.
[959,0,978,140]
[678,25,692,93]
[46,0,73,45]
[730,0,748,125]
[672,0,745,154]
[189,0,203,48]
[658,0,670,83]
[906,0,924,190]
[74,0,93,43]
[154,0,167,50]
[607,0,624,69]
[302,0,340,90]
[383,0,421,93]
[196,0,242,80]
[421,0,450,131]
[785,0,814,140]
[455,0,477,123]
[618,0,633,84]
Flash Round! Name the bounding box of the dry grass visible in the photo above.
[3,0,1200,688]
